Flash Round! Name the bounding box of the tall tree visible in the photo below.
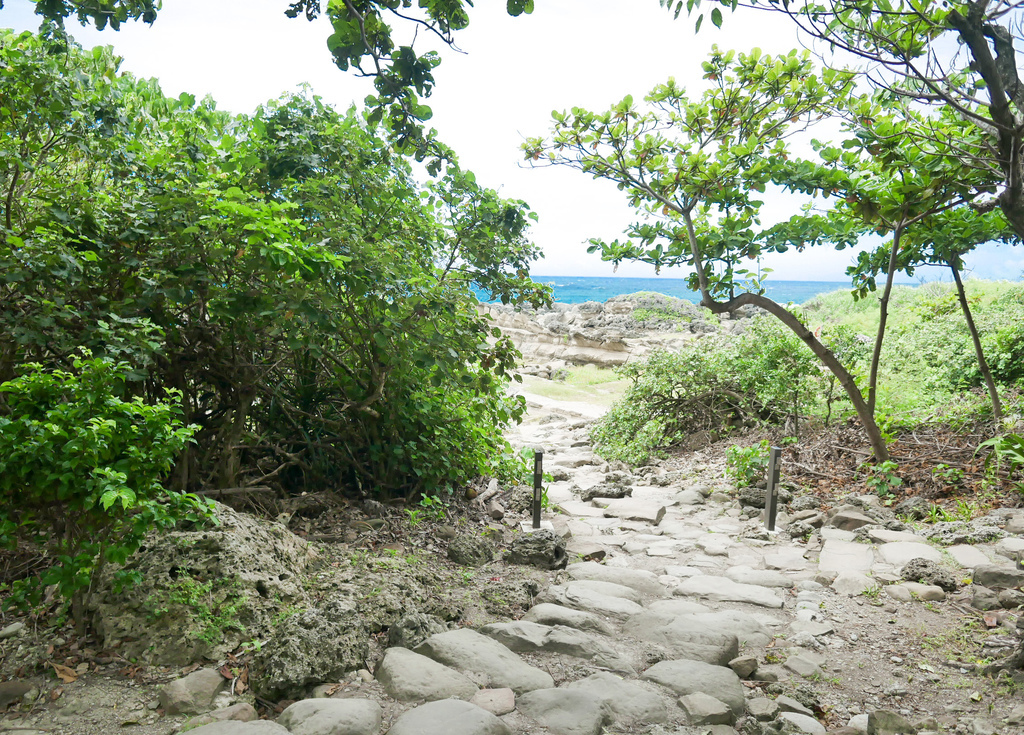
[667,0,1024,241]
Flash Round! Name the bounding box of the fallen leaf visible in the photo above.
[983,612,999,628]
[218,664,234,680]
[49,662,78,684]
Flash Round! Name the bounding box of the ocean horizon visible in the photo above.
[479,275,870,305]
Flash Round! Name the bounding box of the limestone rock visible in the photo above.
[91,503,315,664]
[387,613,448,650]
[480,621,634,673]
[386,699,511,735]
[447,536,494,567]
[186,723,291,734]
[522,603,615,636]
[375,647,478,702]
[971,586,1001,611]
[539,582,645,620]
[251,599,367,700]
[516,688,610,735]
[900,558,958,591]
[414,628,554,693]
[779,712,827,735]
[567,561,667,596]
[470,688,515,716]
[184,703,258,730]
[680,692,734,726]
[277,698,382,735]
[674,575,784,608]
[829,508,877,531]
[626,609,739,665]
[867,709,918,735]
[563,671,670,727]
[973,565,1024,590]
[640,659,745,714]
[158,668,225,716]
[747,698,780,721]
[729,655,758,679]
[505,530,567,570]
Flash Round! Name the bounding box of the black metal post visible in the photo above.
[765,446,782,531]
[532,450,543,529]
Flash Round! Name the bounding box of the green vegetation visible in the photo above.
[146,576,247,648]
[0,29,546,507]
[0,354,211,628]
[590,316,818,464]
[725,441,770,488]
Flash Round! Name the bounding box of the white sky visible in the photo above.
[4,0,1021,283]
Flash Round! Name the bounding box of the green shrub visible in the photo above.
[725,441,770,487]
[0,354,213,625]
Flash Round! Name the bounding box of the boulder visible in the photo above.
[640,659,745,714]
[386,699,511,735]
[566,561,666,596]
[505,530,567,570]
[563,672,670,727]
[414,628,554,693]
[516,688,610,735]
[680,692,734,726]
[480,621,634,674]
[626,609,739,665]
[277,699,382,735]
[90,503,315,664]
[158,668,225,716]
[447,536,494,567]
[387,613,448,649]
[973,565,1024,590]
[900,558,959,591]
[375,647,478,702]
[250,598,367,700]
[187,723,290,734]
[521,603,615,636]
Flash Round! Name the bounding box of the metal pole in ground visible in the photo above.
[532,450,543,530]
[765,446,782,532]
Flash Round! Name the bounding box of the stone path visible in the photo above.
[152,394,1024,734]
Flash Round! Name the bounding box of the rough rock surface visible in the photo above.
[504,530,567,570]
[374,647,479,702]
[250,599,367,700]
[386,698,512,735]
[90,503,315,664]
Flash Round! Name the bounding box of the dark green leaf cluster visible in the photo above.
[0,30,549,502]
[0,353,211,615]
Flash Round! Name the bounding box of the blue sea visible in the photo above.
[479,276,855,305]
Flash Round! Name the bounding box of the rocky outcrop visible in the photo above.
[482,293,760,367]
[89,503,316,665]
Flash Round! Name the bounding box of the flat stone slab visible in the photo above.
[995,537,1024,559]
[522,603,616,636]
[188,723,290,734]
[414,629,554,694]
[947,545,991,568]
[831,571,875,596]
[877,541,943,566]
[539,583,645,621]
[277,699,382,734]
[784,652,823,678]
[597,499,666,525]
[819,539,874,574]
[973,564,1024,589]
[556,501,608,518]
[820,528,857,541]
[867,529,923,544]
[516,688,609,735]
[479,621,634,674]
[376,647,478,702]
[386,699,511,735]
[725,565,795,589]
[566,579,643,603]
[674,575,784,608]
[566,561,666,596]
[779,712,826,735]
[764,547,810,571]
[564,672,670,727]
[640,659,745,715]
[646,599,712,615]
[626,610,738,665]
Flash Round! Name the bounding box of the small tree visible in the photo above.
[525,47,892,459]
[0,354,212,630]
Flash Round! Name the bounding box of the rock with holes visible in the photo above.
[89,503,315,665]
[505,530,567,570]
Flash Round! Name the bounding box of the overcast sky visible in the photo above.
[4,0,1023,283]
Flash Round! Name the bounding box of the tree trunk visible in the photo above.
[949,261,1002,421]
[868,227,903,414]
[681,210,890,461]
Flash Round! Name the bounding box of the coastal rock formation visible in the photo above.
[483,293,760,367]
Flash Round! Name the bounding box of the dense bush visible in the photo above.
[0,355,211,623]
[590,315,820,463]
[0,30,548,500]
